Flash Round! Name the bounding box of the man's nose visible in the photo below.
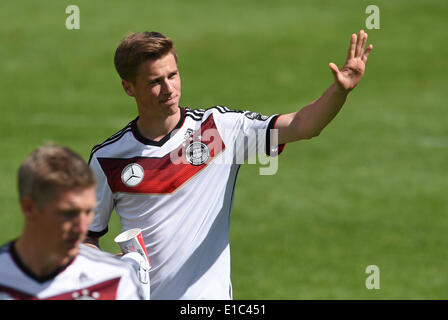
[161,78,174,94]
[74,212,92,234]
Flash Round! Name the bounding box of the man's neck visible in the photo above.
[14,234,70,278]
[136,106,181,142]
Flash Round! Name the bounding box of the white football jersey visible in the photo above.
[0,243,144,300]
[88,106,284,300]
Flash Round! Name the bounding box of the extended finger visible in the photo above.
[355,30,365,57]
[360,32,368,56]
[347,33,357,59]
[362,44,373,63]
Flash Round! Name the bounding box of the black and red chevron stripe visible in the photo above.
[98,114,226,194]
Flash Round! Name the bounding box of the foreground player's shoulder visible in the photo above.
[0,242,19,285]
[75,245,144,299]
[79,246,141,283]
[0,242,12,265]
[78,244,125,267]
[0,242,8,255]
[77,245,139,278]
[79,245,112,263]
[0,242,10,267]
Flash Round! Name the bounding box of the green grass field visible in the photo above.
[1,0,447,299]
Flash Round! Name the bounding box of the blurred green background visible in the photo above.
[1,0,447,299]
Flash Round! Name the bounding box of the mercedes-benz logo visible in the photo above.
[121,163,144,187]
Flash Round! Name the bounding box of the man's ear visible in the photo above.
[122,79,135,97]
[20,196,40,220]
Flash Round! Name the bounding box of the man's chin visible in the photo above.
[65,240,82,256]
[65,246,80,260]
[163,102,180,114]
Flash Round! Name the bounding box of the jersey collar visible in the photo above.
[131,107,185,147]
[9,241,76,284]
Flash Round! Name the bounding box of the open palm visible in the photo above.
[329,30,373,91]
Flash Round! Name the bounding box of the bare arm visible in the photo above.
[276,30,373,144]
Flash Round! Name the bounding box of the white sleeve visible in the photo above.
[213,107,285,162]
[88,155,114,237]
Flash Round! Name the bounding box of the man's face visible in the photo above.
[122,52,181,117]
[26,186,96,259]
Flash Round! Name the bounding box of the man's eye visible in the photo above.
[59,210,78,219]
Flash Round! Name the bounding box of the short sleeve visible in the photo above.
[212,107,285,162]
[88,155,114,237]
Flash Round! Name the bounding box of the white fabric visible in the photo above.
[0,243,144,300]
[88,106,280,300]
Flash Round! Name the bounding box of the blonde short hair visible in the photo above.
[114,31,178,83]
[18,143,95,207]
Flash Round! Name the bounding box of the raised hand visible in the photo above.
[329,30,373,92]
